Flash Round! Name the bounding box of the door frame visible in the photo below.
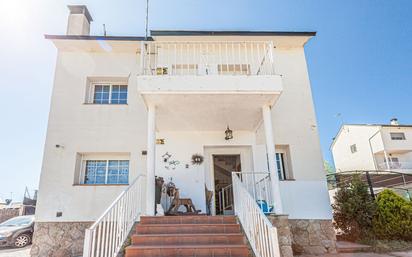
[203,145,253,215]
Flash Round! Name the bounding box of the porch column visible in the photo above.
[146,104,156,215]
[262,105,283,214]
[383,150,390,170]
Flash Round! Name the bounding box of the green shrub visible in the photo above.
[332,175,376,241]
[373,189,412,241]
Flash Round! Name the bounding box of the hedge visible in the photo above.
[373,189,412,240]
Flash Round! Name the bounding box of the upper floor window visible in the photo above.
[88,84,128,104]
[84,160,129,185]
[390,132,406,140]
[350,144,357,153]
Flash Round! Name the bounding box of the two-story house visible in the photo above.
[331,118,412,173]
[31,5,335,257]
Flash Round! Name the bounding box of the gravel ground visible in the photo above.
[0,246,31,257]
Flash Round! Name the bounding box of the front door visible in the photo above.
[213,154,241,215]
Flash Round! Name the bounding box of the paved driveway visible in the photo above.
[299,251,412,257]
[0,246,30,257]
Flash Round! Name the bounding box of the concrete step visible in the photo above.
[132,233,245,246]
[125,244,250,257]
[140,215,237,225]
[337,241,372,253]
[136,223,241,234]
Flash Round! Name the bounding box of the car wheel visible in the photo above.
[14,234,31,248]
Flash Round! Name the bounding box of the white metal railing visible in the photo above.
[218,184,233,214]
[378,161,412,171]
[83,175,146,257]
[140,41,276,76]
[234,172,275,213]
[232,172,280,257]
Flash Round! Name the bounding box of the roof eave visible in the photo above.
[44,34,152,41]
[150,30,317,37]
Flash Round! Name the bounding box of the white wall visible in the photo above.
[270,47,325,180]
[36,51,148,222]
[331,125,380,172]
[155,131,255,214]
[280,180,332,219]
[332,125,412,172]
[37,38,332,222]
[380,127,412,153]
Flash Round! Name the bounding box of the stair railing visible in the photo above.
[83,175,146,257]
[218,184,233,214]
[232,172,281,257]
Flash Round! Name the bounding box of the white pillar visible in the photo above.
[262,105,283,214]
[146,105,156,215]
[383,151,391,170]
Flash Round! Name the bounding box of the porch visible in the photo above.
[139,82,284,216]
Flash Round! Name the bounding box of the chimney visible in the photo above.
[390,118,399,126]
[66,5,93,36]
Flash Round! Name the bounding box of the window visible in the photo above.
[90,84,127,104]
[276,153,287,180]
[84,160,129,185]
[390,132,406,140]
[350,144,357,153]
[171,64,199,75]
[218,64,250,75]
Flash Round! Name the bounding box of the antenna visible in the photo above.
[103,24,107,36]
[145,0,149,39]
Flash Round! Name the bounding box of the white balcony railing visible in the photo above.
[232,172,280,257]
[377,162,412,171]
[83,175,146,257]
[139,41,276,76]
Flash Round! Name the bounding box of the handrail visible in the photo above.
[83,175,146,257]
[233,171,274,214]
[218,184,233,214]
[232,172,280,257]
[139,41,276,76]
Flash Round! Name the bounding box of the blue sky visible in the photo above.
[0,0,411,201]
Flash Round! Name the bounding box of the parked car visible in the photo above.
[0,215,34,248]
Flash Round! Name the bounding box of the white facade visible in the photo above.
[331,123,412,173]
[35,8,332,224]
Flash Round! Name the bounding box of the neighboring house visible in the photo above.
[0,202,23,223]
[32,5,335,257]
[331,119,412,173]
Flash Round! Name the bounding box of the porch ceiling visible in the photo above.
[141,93,280,131]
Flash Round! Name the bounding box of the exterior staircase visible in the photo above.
[125,215,250,257]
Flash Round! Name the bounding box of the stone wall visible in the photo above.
[267,215,294,257]
[30,222,92,257]
[268,216,337,256]
[0,208,20,223]
[288,219,337,255]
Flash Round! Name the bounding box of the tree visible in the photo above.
[373,189,412,240]
[332,175,376,241]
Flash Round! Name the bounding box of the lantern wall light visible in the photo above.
[225,126,233,140]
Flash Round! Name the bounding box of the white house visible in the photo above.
[331,119,412,173]
[32,5,335,257]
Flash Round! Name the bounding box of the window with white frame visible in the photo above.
[350,144,357,153]
[390,132,406,140]
[87,84,128,104]
[83,160,129,185]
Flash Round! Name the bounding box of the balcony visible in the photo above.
[137,41,283,131]
[138,41,277,76]
[377,162,412,172]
